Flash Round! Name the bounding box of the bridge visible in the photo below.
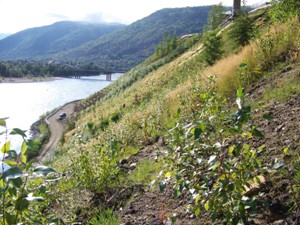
[74,73,112,81]
[68,69,114,81]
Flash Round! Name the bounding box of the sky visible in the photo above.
[0,0,266,34]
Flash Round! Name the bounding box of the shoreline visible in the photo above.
[0,76,61,84]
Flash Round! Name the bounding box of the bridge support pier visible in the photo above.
[106,73,112,81]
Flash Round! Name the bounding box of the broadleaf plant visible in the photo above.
[164,76,268,224]
[0,119,59,224]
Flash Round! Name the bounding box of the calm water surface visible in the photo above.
[0,74,121,148]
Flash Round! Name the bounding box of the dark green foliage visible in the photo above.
[100,118,110,131]
[0,60,111,78]
[154,34,178,60]
[111,112,122,123]
[229,13,255,47]
[202,31,223,65]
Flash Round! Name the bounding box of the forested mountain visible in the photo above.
[0,21,124,59]
[54,6,212,71]
[0,6,212,72]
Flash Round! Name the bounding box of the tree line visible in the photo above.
[0,60,113,78]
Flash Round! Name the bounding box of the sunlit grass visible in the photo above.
[263,76,300,103]
[127,159,163,185]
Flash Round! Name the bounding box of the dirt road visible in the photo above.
[37,101,78,161]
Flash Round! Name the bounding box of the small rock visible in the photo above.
[272,220,286,225]
[120,158,129,165]
[275,124,284,132]
[129,163,137,170]
[120,165,129,171]
[189,214,195,219]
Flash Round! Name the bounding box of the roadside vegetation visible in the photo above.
[0,1,299,224]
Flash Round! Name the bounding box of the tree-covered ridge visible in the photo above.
[0,21,124,60]
[0,6,212,72]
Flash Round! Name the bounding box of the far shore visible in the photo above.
[0,76,62,84]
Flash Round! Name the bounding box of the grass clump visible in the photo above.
[87,209,119,225]
[127,159,162,185]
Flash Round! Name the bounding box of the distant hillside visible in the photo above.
[57,6,212,71]
[0,6,211,72]
[0,21,124,59]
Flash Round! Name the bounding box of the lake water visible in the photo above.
[0,74,122,150]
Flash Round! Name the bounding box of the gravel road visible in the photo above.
[37,101,78,161]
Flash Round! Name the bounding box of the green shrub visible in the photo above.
[229,13,255,47]
[111,112,122,123]
[100,118,110,131]
[162,77,268,224]
[202,31,223,65]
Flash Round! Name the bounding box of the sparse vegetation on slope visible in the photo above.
[44,4,299,224]
[1,1,299,224]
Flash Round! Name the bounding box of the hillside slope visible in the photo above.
[0,21,124,59]
[44,5,300,225]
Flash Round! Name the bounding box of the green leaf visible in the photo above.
[239,63,247,68]
[174,189,180,199]
[165,172,172,179]
[0,118,8,128]
[39,184,46,194]
[4,159,17,167]
[1,141,10,153]
[2,167,22,182]
[6,150,17,160]
[195,205,201,217]
[283,147,289,156]
[194,194,201,204]
[194,127,202,140]
[204,201,210,210]
[10,128,27,138]
[159,181,166,192]
[4,212,15,225]
[21,154,27,164]
[21,141,27,155]
[15,196,29,211]
[11,177,23,188]
[263,113,272,121]
[252,128,264,138]
[33,166,55,176]
[199,123,206,132]
[236,86,244,99]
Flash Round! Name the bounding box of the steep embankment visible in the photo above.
[48,6,300,225]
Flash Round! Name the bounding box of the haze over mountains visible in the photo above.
[0,6,212,72]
